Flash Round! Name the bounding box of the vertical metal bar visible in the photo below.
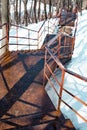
[28,29,30,50]
[37,31,39,49]
[17,25,18,51]
[44,21,45,40]
[64,35,66,53]
[58,35,61,58]
[43,48,47,87]
[72,37,75,51]
[6,23,9,52]
[48,20,49,34]
[58,70,65,112]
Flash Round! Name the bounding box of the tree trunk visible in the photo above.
[29,0,33,23]
[11,0,15,24]
[23,0,28,26]
[38,0,41,21]
[0,0,1,23]
[68,0,69,10]
[72,0,76,10]
[56,0,62,13]
[44,0,47,19]
[34,0,37,23]
[15,0,19,24]
[49,0,52,18]
[19,0,21,24]
[1,0,9,56]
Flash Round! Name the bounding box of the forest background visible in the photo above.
[0,0,86,26]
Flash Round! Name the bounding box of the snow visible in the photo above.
[0,1,58,55]
[1,1,87,128]
[45,10,87,130]
[9,18,59,51]
[0,21,59,55]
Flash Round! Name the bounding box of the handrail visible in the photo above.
[9,36,37,41]
[0,18,59,56]
[10,23,38,33]
[9,23,39,51]
[45,45,65,70]
[0,36,7,42]
[0,42,8,50]
[44,33,87,122]
[65,69,87,82]
[38,21,45,32]
[0,23,7,28]
[45,18,59,34]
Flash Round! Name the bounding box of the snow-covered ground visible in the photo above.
[45,10,87,130]
[1,2,87,128]
[0,18,59,52]
[0,0,57,53]
[9,18,59,51]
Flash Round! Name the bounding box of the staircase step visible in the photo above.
[5,110,75,130]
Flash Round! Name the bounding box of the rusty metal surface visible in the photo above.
[0,49,56,129]
[0,49,76,130]
[0,27,76,129]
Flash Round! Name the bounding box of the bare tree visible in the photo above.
[22,0,28,26]
[56,0,62,13]
[29,0,33,23]
[44,0,47,19]
[72,0,76,10]
[19,0,21,24]
[1,0,9,56]
[38,0,41,21]
[0,0,1,23]
[15,0,19,24]
[10,0,15,24]
[49,0,52,18]
[34,0,37,23]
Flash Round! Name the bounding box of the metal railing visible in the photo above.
[44,32,87,122]
[0,18,59,55]
[9,23,39,51]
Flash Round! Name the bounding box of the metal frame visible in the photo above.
[44,32,87,122]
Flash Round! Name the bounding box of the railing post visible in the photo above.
[58,69,65,112]
[6,23,9,52]
[16,25,18,51]
[37,31,39,49]
[48,19,49,35]
[58,35,61,58]
[64,35,66,53]
[28,29,30,50]
[43,48,47,86]
[72,37,75,51]
[44,21,46,40]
